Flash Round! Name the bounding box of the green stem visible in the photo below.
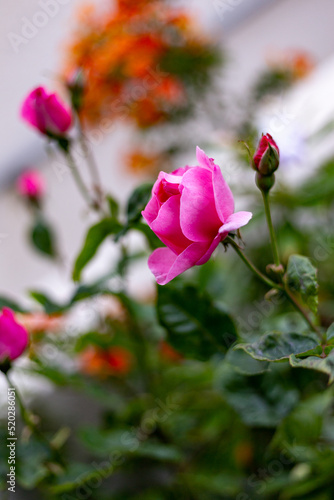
[262,190,281,268]
[226,237,321,336]
[78,125,103,192]
[283,287,322,338]
[226,237,279,289]
[65,150,93,207]
[5,372,32,430]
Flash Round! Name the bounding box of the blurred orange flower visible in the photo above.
[268,49,315,80]
[80,345,133,377]
[126,149,165,174]
[159,341,183,363]
[63,0,219,128]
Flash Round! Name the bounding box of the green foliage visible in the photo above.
[286,255,319,314]
[126,183,153,225]
[235,331,320,361]
[0,295,27,312]
[157,283,237,360]
[73,218,122,281]
[30,218,57,258]
[290,352,334,383]
[106,194,119,219]
[215,363,299,427]
[6,40,334,500]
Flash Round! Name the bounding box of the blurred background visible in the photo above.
[2,1,334,499]
[2,0,334,300]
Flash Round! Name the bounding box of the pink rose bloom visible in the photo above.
[17,169,45,199]
[0,309,29,362]
[142,147,252,285]
[21,86,72,136]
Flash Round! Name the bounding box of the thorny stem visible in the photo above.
[225,236,278,289]
[226,236,321,337]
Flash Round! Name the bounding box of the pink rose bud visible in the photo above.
[0,309,29,363]
[21,86,72,136]
[16,169,45,200]
[253,133,280,176]
[142,147,252,285]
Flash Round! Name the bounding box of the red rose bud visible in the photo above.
[16,169,45,201]
[253,134,280,176]
[21,86,72,137]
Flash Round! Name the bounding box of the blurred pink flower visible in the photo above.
[142,147,252,285]
[21,86,72,136]
[0,309,29,362]
[17,170,45,200]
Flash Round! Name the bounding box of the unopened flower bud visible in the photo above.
[66,69,85,112]
[253,133,280,176]
[256,173,275,192]
[17,169,45,202]
[21,86,72,137]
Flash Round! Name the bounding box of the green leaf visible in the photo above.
[106,194,119,219]
[29,291,66,314]
[273,390,333,448]
[73,218,122,281]
[286,255,318,314]
[50,462,111,494]
[30,219,56,258]
[215,364,299,427]
[79,427,182,462]
[16,436,52,489]
[0,295,27,312]
[235,331,319,362]
[157,284,237,361]
[127,183,153,225]
[326,323,334,344]
[224,348,269,375]
[289,350,334,383]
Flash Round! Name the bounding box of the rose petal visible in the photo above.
[153,171,183,204]
[0,308,29,361]
[180,167,222,242]
[151,195,191,254]
[45,94,72,134]
[21,87,47,132]
[148,241,212,285]
[142,195,160,225]
[196,147,235,223]
[196,233,222,265]
[196,146,215,172]
[219,211,253,234]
